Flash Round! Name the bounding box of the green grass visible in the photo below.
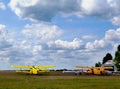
[0,73,120,89]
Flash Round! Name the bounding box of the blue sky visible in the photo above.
[0,0,120,70]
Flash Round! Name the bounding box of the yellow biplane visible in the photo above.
[11,65,55,75]
[75,66,114,75]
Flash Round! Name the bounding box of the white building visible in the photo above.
[102,60,117,72]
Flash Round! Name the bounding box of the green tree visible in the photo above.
[114,45,120,71]
[102,53,112,64]
[95,62,101,67]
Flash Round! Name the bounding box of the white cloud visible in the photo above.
[0,24,8,39]
[8,0,120,26]
[105,28,120,42]
[111,16,120,26]
[0,24,6,30]
[0,24,12,50]
[82,35,96,40]
[85,40,107,51]
[80,0,120,25]
[9,0,80,22]
[33,45,42,54]
[81,0,110,16]
[0,2,6,10]
[83,28,120,65]
[12,23,63,64]
[0,23,120,69]
[22,23,63,42]
[85,28,120,51]
[0,23,88,69]
[0,23,64,69]
[55,38,83,50]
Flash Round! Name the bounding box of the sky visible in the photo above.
[0,0,120,70]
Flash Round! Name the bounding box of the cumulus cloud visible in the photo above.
[55,38,83,50]
[82,28,120,66]
[81,0,110,16]
[111,17,120,25]
[86,40,107,51]
[22,23,63,42]
[0,24,33,67]
[85,28,120,51]
[80,0,120,26]
[6,23,60,64]
[1,22,120,69]
[0,24,6,31]
[105,28,120,42]
[9,0,80,22]
[8,0,120,25]
[0,2,6,10]
[16,27,120,68]
[0,24,12,50]
[0,23,92,69]
[0,24,13,69]
[82,35,96,40]
[0,23,65,69]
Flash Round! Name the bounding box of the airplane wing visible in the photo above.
[101,66,113,69]
[11,65,55,69]
[35,65,55,69]
[75,66,91,68]
[11,65,33,68]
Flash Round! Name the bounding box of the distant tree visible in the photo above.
[114,45,120,71]
[102,57,107,64]
[95,62,101,67]
[102,53,112,64]
[118,45,120,51]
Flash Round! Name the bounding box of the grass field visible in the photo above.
[0,71,120,89]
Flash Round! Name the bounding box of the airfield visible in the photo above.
[0,70,120,89]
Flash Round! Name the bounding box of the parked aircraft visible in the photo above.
[11,65,55,74]
[74,66,113,75]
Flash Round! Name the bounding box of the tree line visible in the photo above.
[95,45,120,71]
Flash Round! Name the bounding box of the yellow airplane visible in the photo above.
[11,65,55,74]
[75,66,113,75]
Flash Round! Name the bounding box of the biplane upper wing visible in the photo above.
[35,65,55,69]
[11,65,55,69]
[75,66,113,69]
[75,66,91,68]
[11,65,32,68]
[101,66,113,69]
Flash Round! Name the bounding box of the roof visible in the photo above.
[102,60,115,66]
